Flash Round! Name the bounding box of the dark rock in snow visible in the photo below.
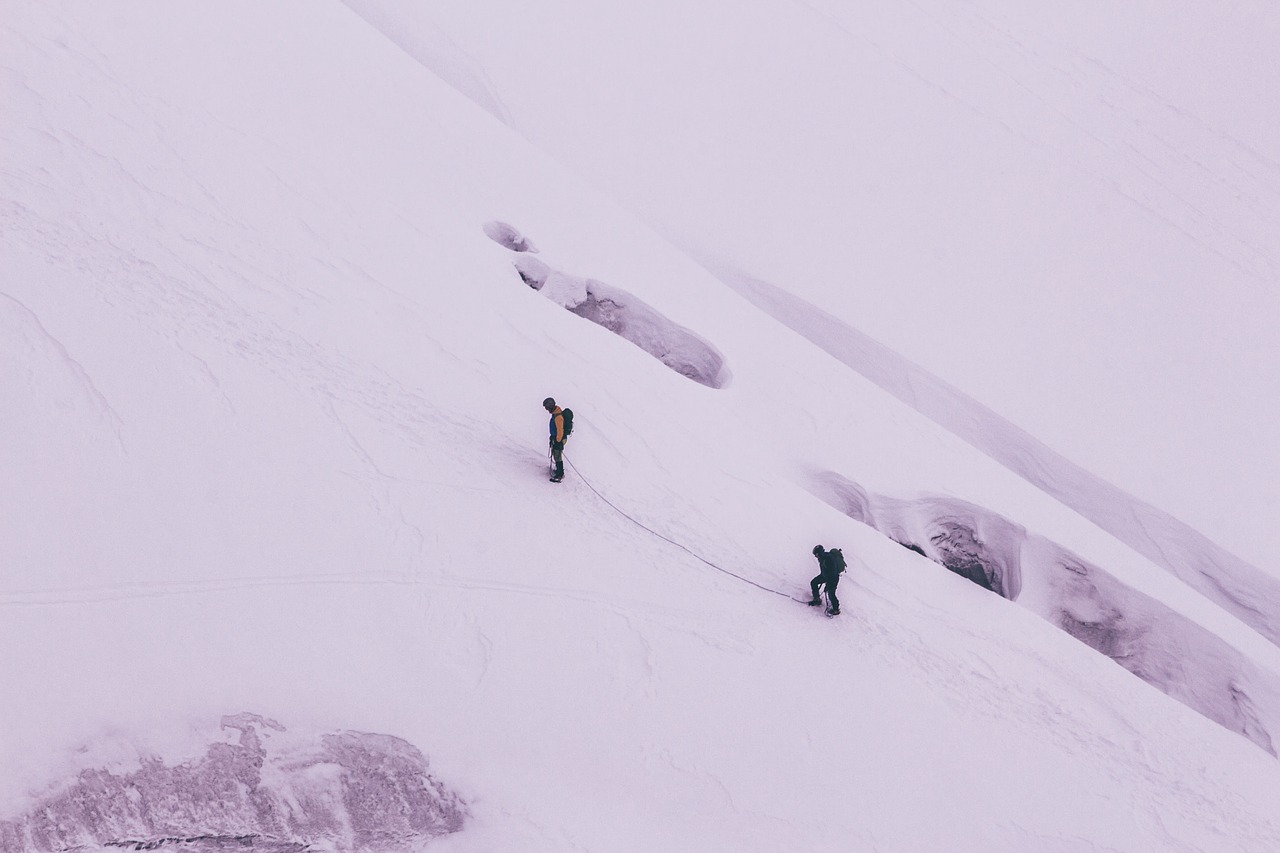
[0,714,466,852]
[928,520,1014,597]
[896,541,928,558]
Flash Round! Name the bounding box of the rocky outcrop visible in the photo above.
[0,714,466,852]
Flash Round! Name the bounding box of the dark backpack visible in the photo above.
[826,548,846,574]
[561,408,574,438]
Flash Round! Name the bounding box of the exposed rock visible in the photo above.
[0,714,466,852]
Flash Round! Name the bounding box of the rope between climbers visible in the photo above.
[563,456,793,600]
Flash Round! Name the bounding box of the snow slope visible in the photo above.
[714,265,1280,651]
[408,0,1280,570]
[4,1,1280,851]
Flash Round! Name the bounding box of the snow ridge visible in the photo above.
[717,263,1280,649]
[339,0,513,125]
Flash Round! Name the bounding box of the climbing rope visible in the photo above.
[562,455,796,600]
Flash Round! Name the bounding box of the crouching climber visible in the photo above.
[808,545,846,615]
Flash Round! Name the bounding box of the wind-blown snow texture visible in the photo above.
[5,1,1280,852]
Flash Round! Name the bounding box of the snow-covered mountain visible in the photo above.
[398,0,1280,570]
[3,2,1279,851]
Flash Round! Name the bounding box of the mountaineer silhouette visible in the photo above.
[542,397,574,483]
[808,545,846,616]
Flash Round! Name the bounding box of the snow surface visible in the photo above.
[409,0,1280,569]
[718,266,1280,650]
[4,1,1280,851]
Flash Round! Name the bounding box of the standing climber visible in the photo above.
[543,397,573,483]
[808,545,846,615]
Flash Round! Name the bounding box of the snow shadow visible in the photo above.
[813,471,1280,756]
[496,233,729,388]
[0,713,467,852]
[482,220,538,253]
[823,477,1023,600]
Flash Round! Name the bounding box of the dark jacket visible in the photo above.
[816,549,843,583]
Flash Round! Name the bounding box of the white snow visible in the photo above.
[411,0,1280,569]
[4,1,1280,851]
